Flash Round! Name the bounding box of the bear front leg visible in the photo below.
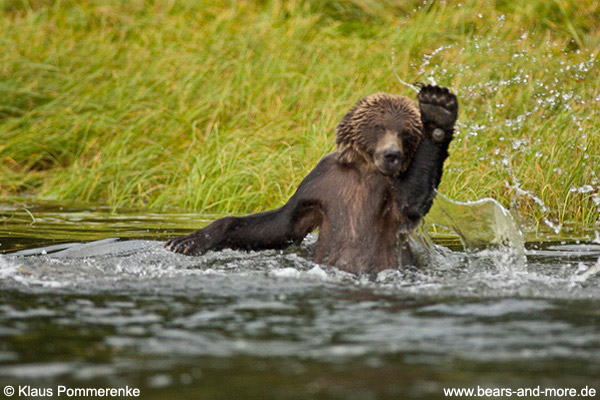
[416,84,458,190]
[395,85,458,231]
[165,201,321,256]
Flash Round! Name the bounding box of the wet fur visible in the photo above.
[336,93,422,173]
[166,85,458,274]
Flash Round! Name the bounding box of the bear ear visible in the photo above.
[335,103,364,165]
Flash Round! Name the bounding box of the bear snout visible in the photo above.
[383,148,401,164]
[375,146,403,175]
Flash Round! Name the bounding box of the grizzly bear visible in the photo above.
[166,85,458,274]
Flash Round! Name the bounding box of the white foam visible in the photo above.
[306,265,328,279]
[271,267,302,278]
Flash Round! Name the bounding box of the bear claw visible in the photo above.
[165,234,210,256]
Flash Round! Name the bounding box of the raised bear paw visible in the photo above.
[416,84,458,142]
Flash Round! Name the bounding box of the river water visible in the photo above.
[1,200,599,399]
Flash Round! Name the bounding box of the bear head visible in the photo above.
[335,93,422,176]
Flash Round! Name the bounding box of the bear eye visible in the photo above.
[374,124,384,132]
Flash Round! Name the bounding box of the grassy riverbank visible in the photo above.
[1,0,599,228]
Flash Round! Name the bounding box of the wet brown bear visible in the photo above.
[166,85,458,274]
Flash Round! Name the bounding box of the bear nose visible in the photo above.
[383,148,401,166]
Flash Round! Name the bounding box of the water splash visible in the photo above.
[4,198,600,303]
[390,47,419,93]
[593,230,600,245]
[417,44,456,76]
[570,185,594,194]
[502,153,563,235]
[423,193,526,272]
[395,32,598,238]
[571,256,600,283]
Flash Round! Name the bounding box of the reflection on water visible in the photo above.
[1,201,600,399]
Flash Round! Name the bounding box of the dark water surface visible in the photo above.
[1,202,600,399]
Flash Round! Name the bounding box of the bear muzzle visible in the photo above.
[375,146,404,175]
[374,130,404,175]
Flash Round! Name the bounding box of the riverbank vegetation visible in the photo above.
[1,0,599,229]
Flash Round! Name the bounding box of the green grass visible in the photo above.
[1,0,599,229]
